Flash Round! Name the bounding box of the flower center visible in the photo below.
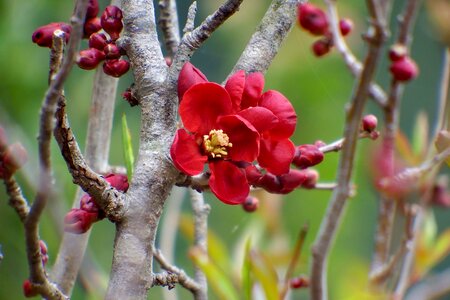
[203,129,233,158]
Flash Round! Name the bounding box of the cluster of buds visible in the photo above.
[0,127,28,179]
[388,44,419,82]
[77,5,129,77]
[64,173,129,234]
[245,165,319,194]
[297,3,353,57]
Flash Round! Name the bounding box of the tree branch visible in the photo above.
[3,176,30,223]
[232,0,299,74]
[310,1,388,298]
[158,0,180,57]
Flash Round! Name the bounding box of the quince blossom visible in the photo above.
[171,63,297,204]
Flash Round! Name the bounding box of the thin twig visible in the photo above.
[3,176,30,223]
[189,189,210,300]
[231,0,299,74]
[159,0,180,57]
[370,0,422,285]
[323,0,387,107]
[435,48,450,135]
[310,1,388,298]
[171,0,243,76]
[153,249,202,293]
[24,1,89,298]
[318,131,379,154]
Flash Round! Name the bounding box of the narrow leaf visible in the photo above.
[249,250,279,300]
[241,238,253,300]
[121,113,134,179]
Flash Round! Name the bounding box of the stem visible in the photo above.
[189,189,210,300]
[158,0,180,58]
[310,1,388,298]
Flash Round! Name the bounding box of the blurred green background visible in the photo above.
[0,0,447,299]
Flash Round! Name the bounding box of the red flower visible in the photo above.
[172,63,298,204]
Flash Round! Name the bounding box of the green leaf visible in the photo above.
[189,247,239,300]
[241,238,253,300]
[121,113,134,179]
[249,250,279,300]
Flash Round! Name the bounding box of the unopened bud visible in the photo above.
[339,18,353,36]
[290,276,310,289]
[242,196,259,212]
[86,0,99,19]
[104,43,123,59]
[101,5,123,41]
[312,38,331,57]
[104,173,129,192]
[39,240,49,266]
[297,3,329,36]
[431,176,450,207]
[89,33,108,50]
[122,87,139,107]
[84,17,102,38]
[389,56,419,82]
[257,173,283,194]
[79,194,99,213]
[301,169,319,189]
[278,169,308,194]
[76,48,105,70]
[32,22,71,47]
[293,144,324,169]
[23,280,38,298]
[64,208,98,234]
[3,143,28,175]
[244,165,263,185]
[103,59,130,77]
[362,114,378,132]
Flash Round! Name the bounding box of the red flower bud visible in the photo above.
[76,48,105,70]
[389,56,419,82]
[79,193,100,213]
[278,169,308,194]
[293,144,324,169]
[339,18,353,36]
[312,38,331,57]
[297,3,329,36]
[32,22,71,47]
[257,173,283,194]
[314,140,326,148]
[104,43,123,59]
[165,56,173,67]
[0,126,8,152]
[89,33,108,50]
[290,276,310,289]
[23,280,38,298]
[103,59,130,77]
[64,208,98,234]
[101,5,123,41]
[388,44,407,62]
[301,169,319,189]
[244,165,263,185]
[86,0,99,19]
[84,17,102,38]
[431,177,450,207]
[242,196,259,212]
[122,87,139,106]
[362,114,378,132]
[3,143,28,175]
[104,173,129,192]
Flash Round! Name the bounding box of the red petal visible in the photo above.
[259,90,297,139]
[180,83,232,136]
[258,138,295,175]
[241,72,264,109]
[209,161,249,205]
[177,62,208,100]
[170,129,207,175]
[225,70,245,112]
[238,106,279,133]
[217,115,259,162]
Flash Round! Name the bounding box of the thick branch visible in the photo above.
[54,101,125,221]
[310,1,388,298]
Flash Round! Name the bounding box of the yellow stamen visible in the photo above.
[203,129,233,158]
